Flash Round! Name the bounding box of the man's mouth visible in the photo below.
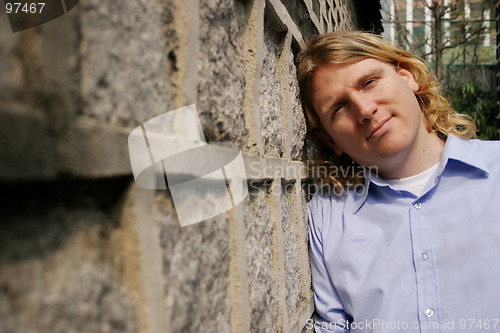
[367,116,393,140]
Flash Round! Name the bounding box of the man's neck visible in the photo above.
[378,131,445,180]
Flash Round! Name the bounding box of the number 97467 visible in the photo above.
[5,2,45,14]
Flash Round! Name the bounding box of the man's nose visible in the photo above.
[351,93,377,123]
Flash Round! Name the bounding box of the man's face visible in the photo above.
[311,58,432,174]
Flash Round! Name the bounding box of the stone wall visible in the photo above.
[0,1,369,332]
[497,0,500,137]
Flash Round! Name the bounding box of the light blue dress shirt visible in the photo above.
[308,135,500,332]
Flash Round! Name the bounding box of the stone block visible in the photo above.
[156,191,232,332]
[280,183,304,320]
[0,9,80,132]
[0,109,132,180]
[300,185,310,257]
[260,19,284,157]
[289,51,306,161]
[198,0,247,144]
[298,183,313,301]
[79,0,174,127]
[244,185,280,332]
[280,0,319,40]
[0,179,138,333]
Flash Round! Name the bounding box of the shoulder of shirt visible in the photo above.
[307,187,359,234]
[307,187,351,217]
[446,137,500,176]
[466,137,500,149]
[465,138,500,163]
[308,186,349,204]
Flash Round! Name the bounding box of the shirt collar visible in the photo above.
[438,134,490,175]
[351,134,489,214]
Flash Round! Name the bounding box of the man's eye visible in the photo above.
[363,78,378,88]
[330,104,345,119]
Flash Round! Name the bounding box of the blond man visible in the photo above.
[298,31,500,332]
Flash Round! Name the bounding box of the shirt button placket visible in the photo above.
[410,199,440,329]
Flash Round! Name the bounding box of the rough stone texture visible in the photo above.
[244,186,280,333]
[297,183,313,301]
[260,19,285,157]
[280,183,304,320]
[0,10,80,132]
[289,50,307,161]
[198,0,247,145]
[497,0,500,128]
[0,179,138,333]
[335,0,359,30]
[0,13,19,100]
[79,0,175,127]
[299,185,310,255]
[156,191,232,332]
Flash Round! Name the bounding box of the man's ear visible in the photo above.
[397,65,419,93]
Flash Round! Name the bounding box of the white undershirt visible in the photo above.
[381,163,440,197]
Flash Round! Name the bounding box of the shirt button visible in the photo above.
[420,253,429,261]
[414,202,422,209]
[425,309,434,317]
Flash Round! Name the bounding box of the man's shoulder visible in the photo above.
[447,137,500,177]
[307,186,352,219]
[466,138,500,161]
[308,186,348,205]
[468,138,500,149]
[447,136,500,164]
[307,188,350,232]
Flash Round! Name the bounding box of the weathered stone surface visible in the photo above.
[280,0,319,40]
[300,185,310,255]
[260,19,284,157]
[0,10,80,132]
[0,11,19,98]
[0,179,138,333]
[156,191,232,332]
[298,183,313,300]
[334,0,359,30]
[80,0,174,127]
[289,51,307,161]
[244,185,280,332]
[198,0,247,144]
[0,0,364,331]
[281,183,304,319]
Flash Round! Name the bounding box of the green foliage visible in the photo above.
[445,82,498,140]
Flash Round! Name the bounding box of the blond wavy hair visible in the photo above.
[297,30,476,192]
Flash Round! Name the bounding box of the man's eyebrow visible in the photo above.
[321,67,385,116]
[356,67,384,87]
